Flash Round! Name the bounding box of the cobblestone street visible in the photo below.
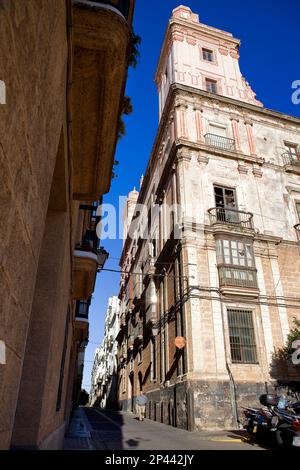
[64,408,266,451]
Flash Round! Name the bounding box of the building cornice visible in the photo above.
[173,84,300,126]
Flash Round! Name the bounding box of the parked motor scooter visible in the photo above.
[242,394,279,443]
[273,402,300,448]
[243,394,300,448]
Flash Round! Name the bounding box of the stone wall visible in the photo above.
[0,0,70,449]
[119,379,274,431]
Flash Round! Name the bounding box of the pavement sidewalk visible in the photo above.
[64,408,261,450]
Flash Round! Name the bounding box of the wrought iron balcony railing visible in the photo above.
[208,207,254,229]
[81,0,131,20]
[282,151,300,166]
[218,266,258,289]
[204,133,235,151]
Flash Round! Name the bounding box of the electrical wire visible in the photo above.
[99,267,300,304]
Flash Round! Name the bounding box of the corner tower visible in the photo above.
[155,5,262,120]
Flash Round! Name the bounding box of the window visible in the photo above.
[138,347,143,364]
[227,309,258,363]
[129,351,134,372]
[151,237,157,258]
[205,78,218,94]
[214,186,237,209]
[216,238,257,288]
[151,338,157,381]
[202,48,213,62]
[285,142,300,160]
[296,203,300,221]
[213,186,237,223]
[216,238,254,268]
[164,65,168,83]
[75,299,90,319]
[122,368,126,393]
[209,123,227,138]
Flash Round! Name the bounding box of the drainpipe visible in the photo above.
[226,362,241,429]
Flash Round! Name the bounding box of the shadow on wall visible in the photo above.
[105,372,119,410]
[269,317,300,395]
[270,356,300,394]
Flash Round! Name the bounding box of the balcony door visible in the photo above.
[285,142,300,161]
[214,185,238,223]
[209,123,227,138]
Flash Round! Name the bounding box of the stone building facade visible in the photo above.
[0,0,134,449]
[90,296,120,408]
[116,6,300,431]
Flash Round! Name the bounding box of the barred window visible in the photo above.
[227,309,258,364]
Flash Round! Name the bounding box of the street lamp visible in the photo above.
[97,246,109,271]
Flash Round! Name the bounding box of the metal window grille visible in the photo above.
[227,309,258,364]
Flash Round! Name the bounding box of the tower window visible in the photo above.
[202,48,214,62]
[205,78,218,94]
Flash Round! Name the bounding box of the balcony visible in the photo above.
[218,266,258,290]
[78,1,133,21]
[204,133,235,152]
[72,1,134,199]
[208,207,254,230]
[142,256,156,278]
[73,249,98,300]
[73,244,108,300]
[282,152,300,167]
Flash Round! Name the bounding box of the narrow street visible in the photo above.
[64,407,266,451]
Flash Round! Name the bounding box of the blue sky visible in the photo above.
[81,0,300,391]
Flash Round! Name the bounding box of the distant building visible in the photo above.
[117,5,300,431]
[90,296,120,408]
[0,0,134,449]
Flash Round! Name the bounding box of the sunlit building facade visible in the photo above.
[116,6,300,430]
